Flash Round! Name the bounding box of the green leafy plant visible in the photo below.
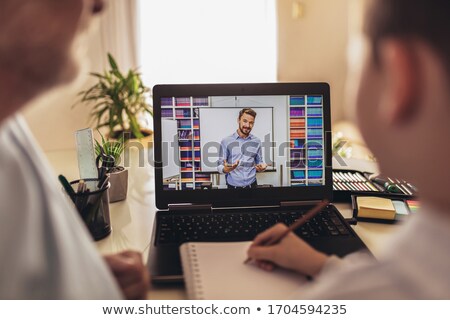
[94,131,125,169]
[77,53,152,139]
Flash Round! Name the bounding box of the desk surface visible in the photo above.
[45,149,399,300]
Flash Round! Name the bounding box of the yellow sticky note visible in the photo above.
[357,197,396,220]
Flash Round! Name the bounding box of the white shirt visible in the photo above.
[294,205,450,299]
[0,115,123,299]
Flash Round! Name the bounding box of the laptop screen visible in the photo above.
[153,83,332,209]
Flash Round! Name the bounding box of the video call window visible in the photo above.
[161,95,325,190]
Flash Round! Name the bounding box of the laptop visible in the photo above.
[149,83,368,283]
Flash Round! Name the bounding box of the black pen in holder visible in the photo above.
[69,178,112,241]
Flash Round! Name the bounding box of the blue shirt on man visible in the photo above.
[217,131,263,187]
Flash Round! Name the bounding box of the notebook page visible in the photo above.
[180,241,308,300]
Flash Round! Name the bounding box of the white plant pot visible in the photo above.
[108,167,128,203]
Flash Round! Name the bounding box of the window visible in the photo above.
[138,0,277,87]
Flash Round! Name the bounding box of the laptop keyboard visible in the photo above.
[157,208,351,244]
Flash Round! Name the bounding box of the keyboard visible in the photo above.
[156,208,351,245]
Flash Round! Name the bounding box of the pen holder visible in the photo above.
[69,178,112,241]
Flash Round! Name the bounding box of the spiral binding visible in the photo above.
[182,243,205,299]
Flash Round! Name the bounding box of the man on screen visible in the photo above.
[217,108,267,189]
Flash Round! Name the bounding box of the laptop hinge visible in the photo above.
[168,203,213,212]
[280,200,322,207]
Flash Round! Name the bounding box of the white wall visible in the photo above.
[24,0,352,151]
[138,0,277,87]
[277,0,349,123]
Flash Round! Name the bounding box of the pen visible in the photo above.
[244,199,330,264]
[75,180,85,209]
[58,174,76,202]
[77,180,85,194]
[98,175,110,190]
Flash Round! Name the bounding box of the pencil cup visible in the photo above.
[69,178,112,241]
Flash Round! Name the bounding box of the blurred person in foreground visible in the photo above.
[248,0,450,299]
[0,0,149,299]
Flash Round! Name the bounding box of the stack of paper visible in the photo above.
[357,197,396,220]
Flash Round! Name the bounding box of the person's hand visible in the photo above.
[255,163,268,172]
[104,250,150,299]
[223,160,239,173]
[247,223,328,277]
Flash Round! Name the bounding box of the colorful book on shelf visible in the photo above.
[289,108,305,117]
[193,97,209,106]
[290,139,305,148]
[161,97,173,106]
[307,107,323,116]
[193,119,200,129]
[291,151,305,159]
[195,178,211,182]
[307,118,323,127]
[289,96,305,105]
[161,109,173,117]
[178,131,192,139]
[307,128,323,138]
[195,175,210,179]
[290,160,306,169]
[291,170,306,179]
[290,128,305,132]
[307,96,323,105]
[175,97,190,106]
[307,149,323,158]
[308,160,323,168]
[308,170,323,179]
[290,118,305,127]
[178,119,192,128]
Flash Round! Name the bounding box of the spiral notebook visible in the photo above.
[180,241,308,300]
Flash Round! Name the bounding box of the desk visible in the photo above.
[45,149,400,300]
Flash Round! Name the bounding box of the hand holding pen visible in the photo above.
[246,200,330,277]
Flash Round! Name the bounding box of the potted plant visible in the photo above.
[77,53,152,140]
[95,131,128,203]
